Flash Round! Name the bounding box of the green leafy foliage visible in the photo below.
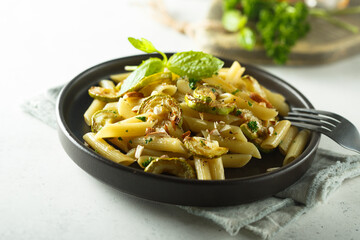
[167,51,224,80]
[119,58,164,95]
[120,38,224,95]
[256,2,310,64]
[222,0,310,64]
[237,27,256,50]
[222,10,247,32]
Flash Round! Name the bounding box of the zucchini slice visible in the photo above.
[138,94,182,125]
[184,136,228,158]
[184,94,234,115]
[88,86,120,102]
[144,158,196,179]
[91,110,121,133]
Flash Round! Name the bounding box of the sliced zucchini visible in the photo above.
[138,94,182,125]
[88,86,120,102]
[240,122,259,140]
[184,136,228,158]
[144,158,196,179]
[184,94,234,115]
[91,110,121,133]
[193,85,219,103]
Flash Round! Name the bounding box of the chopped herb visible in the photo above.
[211,88,216,93]
[118,137,123,141]
[125,129,129,132]
[274,132,278,135]
[247,121,259,133]
[189,78,200,90]
[200,140,206,146]
[145,138,153,144]
[235,109,242,116]
[136,116,147,122]
[232,89,240,95]
[142,157,154,167]
[248,101,253,107]
[212,107,217,111]
[129,140,133,144]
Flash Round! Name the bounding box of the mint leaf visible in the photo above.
[167,51,224,79]
[128,37,168,63]
[128,37,158,54]
[119,58,164,95]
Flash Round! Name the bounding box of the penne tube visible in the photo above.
[225,61,246,88]
[99,79,116,88]
[279,126,299,155]
[194,157,212,180]
[107,137,130,153]
[110,72,131,83]
[233,95,278,120]
[83,132,135,166]
[263,87,289,116]
[151,84,177,96]
[260,120,291,150]
[207,134,261,159]
[180,102,241,124]
[126,147,189,159]
[103,102,118,111]
[208,157,225,180]
[202,76,238,94]
[95,121,155,139]
[129,136,188,154]
[83,99,106,126]
[221,154,252,168]
[283,130,311,166]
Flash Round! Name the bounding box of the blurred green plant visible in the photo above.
[222,0,360,64]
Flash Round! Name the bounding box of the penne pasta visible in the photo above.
[283,130,311,165]
[83,132,135,166]
[194,157,212,180]
[279,126,299,155]
[129,136,188,154]
[221,154,252,168]
[95,121,155,139]
[208,157,225,180]
[261,120,291,149]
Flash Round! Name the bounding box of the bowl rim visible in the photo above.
[56,53,321,187]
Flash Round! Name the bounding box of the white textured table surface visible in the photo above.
[1,0,360,239]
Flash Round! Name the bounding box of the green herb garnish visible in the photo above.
[142,157,154,168]
[145,138,153,144]
[136,116,147,122]
[247,121,259,133]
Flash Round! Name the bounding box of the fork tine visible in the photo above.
[287,121,331,135]
[291,107,343,122]
[287,112,340,126]
[284,116,336,131]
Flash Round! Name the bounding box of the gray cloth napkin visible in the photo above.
[22,85,360,239]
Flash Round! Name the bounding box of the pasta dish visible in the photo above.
[82,38,310,180]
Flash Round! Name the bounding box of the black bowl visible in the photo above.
[56,53,320,207]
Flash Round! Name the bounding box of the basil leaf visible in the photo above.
[167,51,224,79]
[128,37,158,54]
[119,58,164,95]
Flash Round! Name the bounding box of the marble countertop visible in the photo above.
[1,0,359,239]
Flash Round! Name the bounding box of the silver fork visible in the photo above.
[284,107,360,154]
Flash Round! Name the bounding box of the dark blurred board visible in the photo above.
[194,0,360,65]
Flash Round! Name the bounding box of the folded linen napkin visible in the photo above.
[22,85,360,239]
